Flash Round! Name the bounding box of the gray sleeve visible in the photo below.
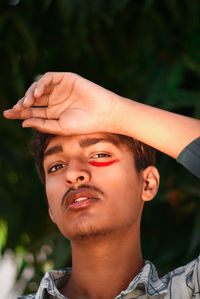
[177,137,200,179]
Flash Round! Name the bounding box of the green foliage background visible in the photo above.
[0,0,200,295]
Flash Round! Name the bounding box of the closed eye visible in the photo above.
[48,163,65,174]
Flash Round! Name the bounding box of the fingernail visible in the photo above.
[34,88,38,96]
[23,97,28,105]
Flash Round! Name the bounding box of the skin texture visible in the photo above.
[3,72,200,159]
[43,132,159,298]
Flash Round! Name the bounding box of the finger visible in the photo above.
[3,109,21,119]
[13,93,46,111]
[23,82,38,107]
[23,80,50,107]
[23,72,75,108]
[32,72,64,98]
[22,73,63,108]
[47,72,81,105]
[12,98,23,111]
[25,94,50,107]
[12,97,29,111]
[3,107,49,120]
[12,94,48,111]
[22,118,63,135]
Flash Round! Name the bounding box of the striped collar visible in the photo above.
[33,260,169,298]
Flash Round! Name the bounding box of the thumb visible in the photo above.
[22,118,64,135]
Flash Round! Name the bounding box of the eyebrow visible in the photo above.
[43,137,119,159]
[44,145,63,159]
[79,137,118,148]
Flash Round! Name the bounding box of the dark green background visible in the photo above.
[1,0,200,295]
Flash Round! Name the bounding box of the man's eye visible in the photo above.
[48,164,65,174]
[93,153,110,158]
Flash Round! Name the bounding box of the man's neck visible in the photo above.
[61,229,143,299]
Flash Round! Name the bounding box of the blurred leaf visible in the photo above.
[0,219,8,253]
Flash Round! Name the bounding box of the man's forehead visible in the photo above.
[47,133,119,145]
[44,133,121,157]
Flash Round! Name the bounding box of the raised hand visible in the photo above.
[3,72,123,135]
[4,72,200,161]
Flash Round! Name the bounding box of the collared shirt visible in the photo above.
[17,139,200,299]
[17,256,200,299]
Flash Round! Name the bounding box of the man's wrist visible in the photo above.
[107,96,137,136]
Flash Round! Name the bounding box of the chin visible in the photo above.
[61,221,114,241]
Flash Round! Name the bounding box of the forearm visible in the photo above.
[112,97,200,159]
[3,71,199,160]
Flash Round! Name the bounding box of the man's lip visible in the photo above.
[64,188,101,209]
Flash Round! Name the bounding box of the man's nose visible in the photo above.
[64,159,91,187]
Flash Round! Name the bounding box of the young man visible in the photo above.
[3,72,200,299]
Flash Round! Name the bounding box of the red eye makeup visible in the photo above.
[88,160,119,167]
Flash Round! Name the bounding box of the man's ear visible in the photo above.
[141,166,160,202]
[48,207,56,223]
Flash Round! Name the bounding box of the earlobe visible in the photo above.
[48,207,56,223]
[141,166,160,202]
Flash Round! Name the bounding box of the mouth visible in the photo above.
[64,188,101,211]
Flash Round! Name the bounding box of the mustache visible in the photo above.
[61,184,104,207]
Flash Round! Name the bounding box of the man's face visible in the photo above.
[43,133,146,241]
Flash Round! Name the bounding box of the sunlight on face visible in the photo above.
[44,133,146,241]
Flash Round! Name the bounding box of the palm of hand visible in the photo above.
[8,72,119,135]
